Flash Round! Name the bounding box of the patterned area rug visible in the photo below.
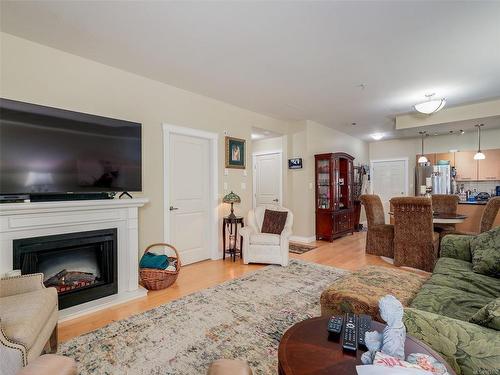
[289,242,317,254]
[59,259,346,375]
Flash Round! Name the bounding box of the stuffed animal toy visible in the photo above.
[361,295,406,364]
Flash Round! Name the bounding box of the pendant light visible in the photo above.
[414,93,446,114]
[473,124,485,160]
[418,131,428,164]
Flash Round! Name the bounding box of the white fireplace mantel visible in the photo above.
[0,198,149,321]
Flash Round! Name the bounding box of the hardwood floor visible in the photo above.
[58,231,415,342]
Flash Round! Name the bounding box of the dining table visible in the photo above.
[388,212,467,224]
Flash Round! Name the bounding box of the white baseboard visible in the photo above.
[290,235,316,243]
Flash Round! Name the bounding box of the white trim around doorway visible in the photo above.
[162,124,219,260]
[252,150,283,208]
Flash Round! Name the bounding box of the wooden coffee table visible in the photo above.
[278,316,456,375]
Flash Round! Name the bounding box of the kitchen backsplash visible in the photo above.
[458,180,500,195]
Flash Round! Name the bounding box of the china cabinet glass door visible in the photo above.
[317,159,331,209]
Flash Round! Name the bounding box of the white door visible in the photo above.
[254,153,282,206]
[371,159,407,221]
[169,133,210,265]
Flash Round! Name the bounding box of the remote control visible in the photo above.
[327,315,343,337]
[357,314,372,350]
[342,313,358,352]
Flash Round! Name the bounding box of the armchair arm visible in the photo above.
[0,273,45,298]
[1,319,27,372]
[280,228,292,242]
[439,234,473,262]
[239,226,256,239]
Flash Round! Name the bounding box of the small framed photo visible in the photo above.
[288,157,303,169]
[225,136,246,169]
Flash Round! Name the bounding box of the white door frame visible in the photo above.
[369,157,409,196]
[162,124,219,260]
[252,150,283,208]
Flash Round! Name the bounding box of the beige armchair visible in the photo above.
[0,273,58,375]
[239,205,293,266]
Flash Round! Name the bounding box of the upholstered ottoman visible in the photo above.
[320,266,429,321]
[207,359,252,375]
[17,354,77,375]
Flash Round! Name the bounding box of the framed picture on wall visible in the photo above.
[225,136,246,169]
[288,157,303,169]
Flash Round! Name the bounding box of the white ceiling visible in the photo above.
[1,1,500,141]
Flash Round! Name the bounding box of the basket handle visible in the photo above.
[143,243,181,269]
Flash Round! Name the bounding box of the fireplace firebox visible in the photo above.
[13,229,117,310]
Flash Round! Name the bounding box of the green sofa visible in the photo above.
[403,229,500,375]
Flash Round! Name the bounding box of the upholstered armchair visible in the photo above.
[239,205,293,266]
[359,194,394,258]
[0,273,58,375]
[431,194,459,234]
[390,197,439,272]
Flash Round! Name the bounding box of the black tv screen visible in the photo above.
[0,98,142,195]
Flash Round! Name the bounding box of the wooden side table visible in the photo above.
[222,216,244,262]
[278,316,456,375]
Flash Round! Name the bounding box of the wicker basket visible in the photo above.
[139,243,181,290]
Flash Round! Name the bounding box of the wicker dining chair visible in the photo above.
[359,194,394,258]
[390,197,439,272]
[431,194,460,233]
[441,196,500,236]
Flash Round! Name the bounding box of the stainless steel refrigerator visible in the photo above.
[415,165,451,195]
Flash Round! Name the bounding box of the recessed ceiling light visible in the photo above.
[414,93,446,114]
[371,133,384,141]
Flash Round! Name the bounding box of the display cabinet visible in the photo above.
[315,153,355,241]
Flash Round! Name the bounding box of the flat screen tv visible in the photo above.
[0,98,142,197]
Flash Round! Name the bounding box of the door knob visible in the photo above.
[169,206,179,211]
[273,198,279,202]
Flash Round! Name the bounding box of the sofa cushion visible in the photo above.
[430,257,500,299]
[410,283,493,322]
[404,307,500,375]
[250,233,280,245]
[261,209,288,235]
[470,226,500,277]
[469,298,500,331]
[0,287,58,349]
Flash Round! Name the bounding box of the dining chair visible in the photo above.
[431,194,459,233]
[441,196,500,236]
[390,197,439,272]
[359,194,394,258]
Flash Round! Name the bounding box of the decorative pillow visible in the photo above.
[469,298,500,331]
[261,209,288,235]
[470,227,500,277]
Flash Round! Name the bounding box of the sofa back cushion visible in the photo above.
[470,227,500,277]
[469,298,500,331]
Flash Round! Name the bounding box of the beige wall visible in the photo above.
[0,32,302,255]
[369,128,500,194]
[251,136,283,154]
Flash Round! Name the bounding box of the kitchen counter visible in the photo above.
[458,201,489,205]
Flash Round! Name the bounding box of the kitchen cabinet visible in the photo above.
[435,152,455,167]
[454,151,478,181]
[478,149,500,180]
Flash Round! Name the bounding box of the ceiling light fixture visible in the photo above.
[371,133,384,141]
[473,124,485,160]
[418,131,428,164]
[414,93,446,114]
